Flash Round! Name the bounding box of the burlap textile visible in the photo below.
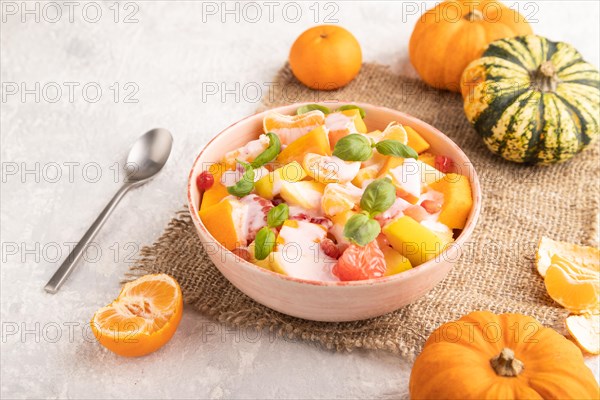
[128,63,600,359]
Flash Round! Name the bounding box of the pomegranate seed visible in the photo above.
[421,200,442,214]
[320,238,341,259]
[435,155,453,173]
[290,213,310,222]
[290,213,332,229]
[271,197,284,206]
[231,247,251,262]
[196,171,214,191]
[310,216,333,229]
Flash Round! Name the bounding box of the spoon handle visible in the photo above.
[44,183,133,294]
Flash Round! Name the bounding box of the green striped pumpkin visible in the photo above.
[461,35,599,164]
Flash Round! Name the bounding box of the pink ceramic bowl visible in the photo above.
[187,102,481,322]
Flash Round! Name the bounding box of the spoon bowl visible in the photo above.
[126,128,173,183]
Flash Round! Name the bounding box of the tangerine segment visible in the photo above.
[536,236,599,277]
[263,110,325,145]
[352,165,379,188]
[325,109,366,147]
[340,109,367,133]
[381,123,409,145]
[91,274,183,357]
[369,122,408,166]
[321,182,362,217]
[302,153,360,184]
[566,313,600,355]
[544,255,599,314]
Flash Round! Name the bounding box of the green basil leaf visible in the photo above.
[375,140,418,160]
[332,134,373,161]
[337,104,366,119]
[227,160,255,197]
[254,226,276,260]
[343,213,381,246]
[251,132,281,168]
[360,178,396,217]
[297,104,331,115]
[267,203,288,228]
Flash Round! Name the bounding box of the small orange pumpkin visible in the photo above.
[409,0,532,92]
[410,311,599,399]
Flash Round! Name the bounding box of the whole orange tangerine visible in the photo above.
[289,25,362,90]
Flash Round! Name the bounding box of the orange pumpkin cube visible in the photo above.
[199,163,230,211]
[429,173,473,229]
[405,126,430,154]
[382,216,446,266]
[199,199,244,251]
[276,125,331,165]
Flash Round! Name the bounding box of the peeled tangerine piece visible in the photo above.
[566,313,600,355]
[352,164,380,189]
[263,110,325,145]
[254,161,306,200]
[544,254,599,314]
[321,182,363,217]
[277,125,331,165]
[536,236,599,277]
[199,197,247,251]
[370,123,409,166]
[381,246,413,276]
[325,108,367,147]
[428,173,473,230]
[223,134,270,168]
[279,180,325,212]
[303,153,361,184]
[272,220,337,281]
[382,216,448,266]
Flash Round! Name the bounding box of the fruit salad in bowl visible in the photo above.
[188,102,480,321]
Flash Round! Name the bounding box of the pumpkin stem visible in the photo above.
[534,61,560,92]
[465,9,484,21]
[490,348,524,377]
